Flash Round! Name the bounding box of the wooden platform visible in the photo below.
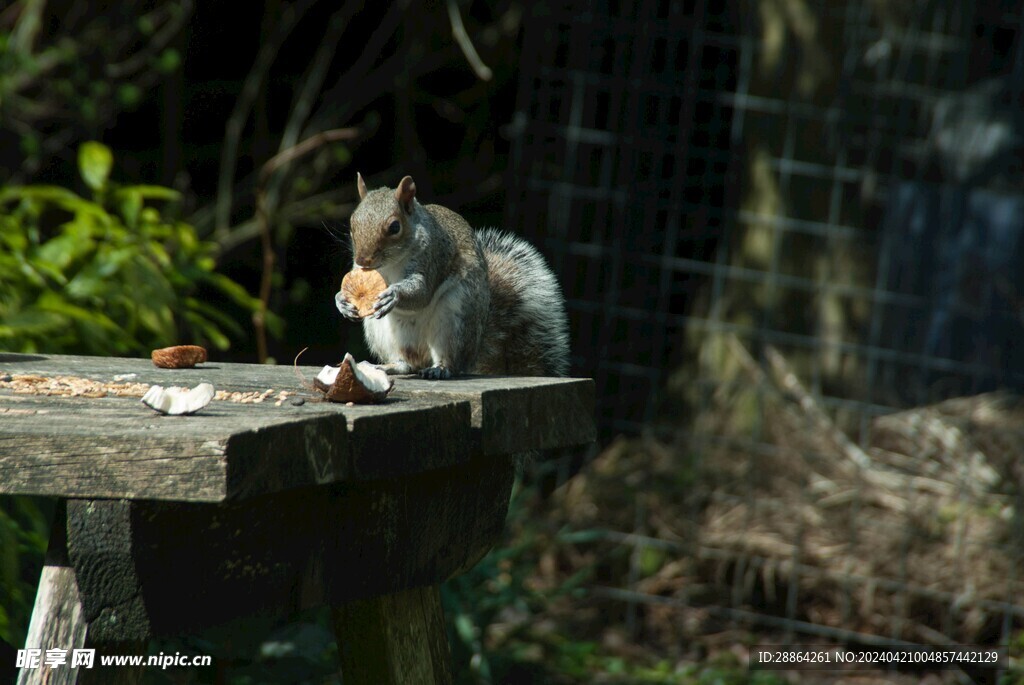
[2,353,595,684]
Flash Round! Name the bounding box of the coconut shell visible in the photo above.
[340,268,388,318]
[152,345,208,369]
[314,356,392,404]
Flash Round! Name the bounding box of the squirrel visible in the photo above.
[335,173,569,379]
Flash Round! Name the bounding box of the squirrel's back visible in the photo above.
[474,228,570,377]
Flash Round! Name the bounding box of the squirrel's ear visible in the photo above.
[356,172,368,200]
[396,176,416,214]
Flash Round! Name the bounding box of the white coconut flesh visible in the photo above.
[315,354,392,400]
[316,365,340,386]
[350,354,392,393]
[141,382,215,415]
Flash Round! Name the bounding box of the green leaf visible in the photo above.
[0,168,258,357]
[205,273,260,310]
[15,258,47,288]
[36,229,94,271]
[185,298,245,339]
[116,84,143,108]
[0,254,28,285]
[0,309,65,337]
[19,132,40,158]
[147,241,173,271]
[454,613,476,643]
[155,48,181,74]
[119,185,181,202]
[556,529,610,544]
[118,189,142,228]
[134,303,175,342]
[36,292,121,332]
[332,144,352,166]
[0,228,28,252]
[22,258,66,286]
[129,254,176,305]
[78,141,113,191]
[639,546,666,576]
[0,186,101,218]
[64,246,135,299]
[263,310,285,338]
[183,312,231,350]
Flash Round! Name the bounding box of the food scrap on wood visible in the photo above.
[152,345,208,368]
[141,382,215,415]
[313,353,393,404]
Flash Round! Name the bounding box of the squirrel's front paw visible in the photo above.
[419,365,452,380]
[372,287,398,319]
[334,292,362,322]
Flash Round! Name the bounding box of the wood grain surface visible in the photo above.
[0,353,595,502]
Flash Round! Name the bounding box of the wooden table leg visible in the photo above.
[16,503,145,685]
[332,584,453,685]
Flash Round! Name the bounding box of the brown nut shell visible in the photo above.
[341,268,388,318]
[313,355,393,404]
[152,345,208,369]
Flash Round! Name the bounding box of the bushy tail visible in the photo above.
[475,228,570,376]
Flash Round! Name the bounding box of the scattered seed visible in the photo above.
[1,373,305,408]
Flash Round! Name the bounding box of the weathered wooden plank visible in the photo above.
[64,453,515,640]
[399,375,597,455]
[0,351,373,393]
[1,354,598,447]
[0,353,593,501]
[0,432,228,502]
[17,503,145,685]
[67,501,150,643]
[333,585,452,685]
[0,390,472,501]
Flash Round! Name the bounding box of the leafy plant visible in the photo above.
[0,141,267,356]
[0,497,52,652]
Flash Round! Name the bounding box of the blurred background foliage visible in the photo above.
[0,141,263,355]
[1,0,525,365]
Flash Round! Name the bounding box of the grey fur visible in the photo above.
[338,176,569,379]
[475,228,569,377]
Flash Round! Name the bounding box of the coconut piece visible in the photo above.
[340,268,388,318]
[152,345,208,368]
[314,353,393,404]
[141,382,215,415]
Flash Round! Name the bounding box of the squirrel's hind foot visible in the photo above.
[377,360,414,375]
[419,365,453,380]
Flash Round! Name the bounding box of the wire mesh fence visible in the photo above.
[505,0,1024,666]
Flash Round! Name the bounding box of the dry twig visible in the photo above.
[214,0,317,239]
[253,126,368,363]
[446,0,493,81]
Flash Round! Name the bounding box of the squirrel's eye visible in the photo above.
[386,220,401,236]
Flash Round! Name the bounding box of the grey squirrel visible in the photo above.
[335,173,569,379]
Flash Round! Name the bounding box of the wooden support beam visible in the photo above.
[333,585,452,685]
[17,503,146,685]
